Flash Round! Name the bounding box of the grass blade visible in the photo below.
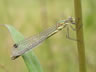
[4,24,43,72]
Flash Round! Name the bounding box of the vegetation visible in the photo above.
[0,0,96,72]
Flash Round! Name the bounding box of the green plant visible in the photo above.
[74,0,86,72]
[4,24,43,72]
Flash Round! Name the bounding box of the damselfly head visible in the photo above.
[67,17,75,25]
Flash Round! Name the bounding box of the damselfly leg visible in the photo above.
[65,17,81,41]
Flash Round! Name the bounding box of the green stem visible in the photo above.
[74,0,86,72]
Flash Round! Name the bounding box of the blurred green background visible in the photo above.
[0,0,96,72]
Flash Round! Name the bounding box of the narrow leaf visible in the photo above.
[4,24,43,72]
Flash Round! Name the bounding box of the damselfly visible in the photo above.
[11,17,76,60]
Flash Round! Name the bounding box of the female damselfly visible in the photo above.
[11,17,76,60]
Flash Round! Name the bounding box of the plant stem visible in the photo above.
[74,0,86,72]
